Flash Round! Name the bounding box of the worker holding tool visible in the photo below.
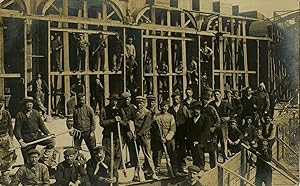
[128,96,158,180]
[152,101,176,175]
[100,93,127,169]
[70,93,96,156]
[14,96,55,163]
[0,95,16,185]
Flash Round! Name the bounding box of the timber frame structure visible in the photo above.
[0,0,293,116]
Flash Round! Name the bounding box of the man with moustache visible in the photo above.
[55,149,90,186]
[14,96,55,163]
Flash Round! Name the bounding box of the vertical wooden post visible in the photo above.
[198,35,201,97]
[218,166,224,186]
[181,11,187,98]
[102,1,109,106]
[240,146,247,186]
[47,21,52,116]
[123,28,126,92]
[256,40,260,86]
[151,8,158,110]
[242,20,249,87]
[289,118,292,146]
[276,126,280,161]
[83,0,90,106]
[141,31,144,95]
[267,41,271,92]
[211,36,215,89]
[167,10,172,104]
[230,18,236,89]
[0,17,4,95]
[218,17,224,92]
[282,127,285,159]
[63,0,70,115]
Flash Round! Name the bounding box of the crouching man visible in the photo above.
[86,146,118,186]
[178,165,203,186]
[55,149,91,186]
[10,149,50,186]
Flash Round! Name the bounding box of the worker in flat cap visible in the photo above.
[152,100,176,175]
[224,89,243,120]
[100,93,127,169]
[87,146,118,186]
[27,73,49,105]
[91,77,104,114]
[186,101,211,171]
[14,96,55,163]
[11,149,50,186]
[125,36,137,75]
[73,32,90,72]
[209,89,235,161]
[56,148,90,186]
[112,33,123,71]
[92,31,107,71]
[128,96,158,180]
[254,82,270,117]
[178,165,203,186]
[227,118,243,156]
[0,95,15,185]
[168,91,191,174]
[71,93,96,156]
[146,95,156,116]
[231,89,240,99]
[182,87,197,112]
[257,113,275,149]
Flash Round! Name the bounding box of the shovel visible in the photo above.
[128,121,145,182]
[117,121,135,183]
[110,132,114,186]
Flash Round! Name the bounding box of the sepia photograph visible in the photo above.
[0,0,298,185]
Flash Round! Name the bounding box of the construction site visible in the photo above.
[0,0,298,185]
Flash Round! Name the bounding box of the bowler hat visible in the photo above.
[23,96,35,103]
[121,92,131,98]
[108,93,121,100]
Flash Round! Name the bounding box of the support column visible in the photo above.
[151,8,158,109]
[167,10,172,103]
[24,19,33,96]
[230,18,236,89]
[102,1,109,106]
[257,40,260,86]
[47,21,51,115]
[63,0,71,115]
[181,11,187,98]
[83,0,90,106]
[218,17,224,93]
[0,17,4,95]
[242,20,249,87]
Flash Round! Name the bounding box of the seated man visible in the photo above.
[55,149,90,186]
[178,165,203,186]
[10,149,50,186]
[86,146,118,186]
[228,119,243,156]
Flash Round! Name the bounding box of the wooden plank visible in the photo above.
[218,166,224,186]
[142,34,194,41]
[242,20,249,87]
[47,21,51,116]
[102,1,109,106]
[0,17,4,94]
[218,16,224,93]
[167,10,172,104]
[0,73,21,78]
[257,40,260,86]
[230,18,236,89]
[151,7,158,110]
[63,0,70,115]
[181,11,187,98]
[83,0,90,106]
[50,27,117,35]
[214,69,256,74]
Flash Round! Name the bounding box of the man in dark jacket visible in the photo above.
[69,93,96,156]
[224,90,243,119]
[254,82,270,116]
[28,73,49,105]
[55,149,90,186]
[182,87,197,112]
[112,33,123,71]
[100,93,127,169]
[168,92,191,173]
[92,32,106,71]
[186,101,211,170]
[91,77,104,114]
[86,146,118,186]
[14,96,55,163]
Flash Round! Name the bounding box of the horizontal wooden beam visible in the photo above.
[50,71,122,76]
[50,27,117,35]
[144,73,183,77]
[142,34,194,41]
[0,9,272,41]
[214,69,256,74]
[0,73,21,78]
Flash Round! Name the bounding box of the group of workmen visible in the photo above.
[0,81,275,186]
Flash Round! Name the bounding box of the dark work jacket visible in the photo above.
[14,109,50,141]
[241,95,258,118]
[0,109,13,136]
[86,157,118,186]
[209,100,234,118]
[182,98,197,112]
[72,104,96,133]
[100,105,127,138]
[254,91,270,113]
[28,78,49,94]
[186,115,212,144]
[121,103,137,121]
[55,161,89,186]
[228,127,243,142]
[114,39,123,54]
[224,98,243,117]
[168,104,190,128]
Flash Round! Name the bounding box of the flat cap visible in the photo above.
[229,118,237,123]
[64,149,76,156]
[121,92,131,98]
[136,96,146,102]
[160,100,169,106]
[27,149,40,156]
[190,101,202,109]
[128,37,133,41]
[23,96,35,103]
[146,95,156,101]
[92,146,105,154]
[188,165,201,173]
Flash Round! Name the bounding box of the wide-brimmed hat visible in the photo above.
[108,93,121,100]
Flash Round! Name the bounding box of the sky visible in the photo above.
[217,0,299,18]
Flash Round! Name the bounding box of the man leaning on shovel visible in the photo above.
[14,96,55,163]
